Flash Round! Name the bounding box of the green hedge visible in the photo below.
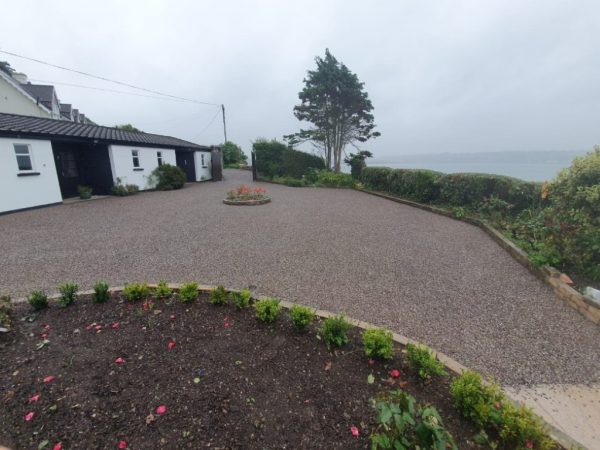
[253,139,325,179]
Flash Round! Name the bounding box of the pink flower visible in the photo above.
[156,404,167,415]
[367,359,375,366]
[526,440,534,449]
[118,441,127,449]
[115,357,125,364]
[111,322,120,329]
[24,411,35,421]
[43,375,56,384]
[53,444,63,450]
[95,325,103,331]
[494,401,502,409]
[350,426,359,437]
[40,332,49,339]
[170,315,176,320]
[167,341,176,349]
[29,394,41,403]
[43,324,51,330]
[390,369,401,378]
[85,323,95,330]
[224,318,230,328]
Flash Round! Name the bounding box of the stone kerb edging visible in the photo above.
[359,189,600,326]
[10,283,585,449]
[222,197,271,205]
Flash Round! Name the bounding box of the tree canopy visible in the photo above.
[115,124,142,132]
[222,141,247,166]
[285,49,380,172]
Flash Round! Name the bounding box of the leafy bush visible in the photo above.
[0,295,12,330]
[290,304,315,332]
[179,282,199,303]
[58,282,78,308]
[405,343,447,380]
[362,328,394,360]
[92,281,110,303]
[150,164,186,190]
[77,185,93,199]
[319,315,352,347]
[230,289,252,309]
[255,298,282,323]
[154,280,172,299]
[360,167,394,191]
[112,177,139,196]
[371,390,457,450]
[274,176,305,187]
[499,404,555,450]
[314,171,355,188]
[388,169,443,202]
[209,285,228,305]
[28,290,48,310]
[222,141,247,165]
[122,283,149,302]
[253,138,324,179]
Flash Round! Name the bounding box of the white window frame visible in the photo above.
[14,143,35,172]
[157,151,163,166]
[131,149,140,168]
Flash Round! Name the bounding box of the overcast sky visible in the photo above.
[2,0,599,163]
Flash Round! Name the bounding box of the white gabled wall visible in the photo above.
[0,74,53,118]
[194,151,212,181]
[0,138,62,213]
[108,145,176,190]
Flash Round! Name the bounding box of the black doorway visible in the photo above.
[176,150,196,182]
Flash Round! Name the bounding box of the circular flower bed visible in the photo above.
[223,184,271,205]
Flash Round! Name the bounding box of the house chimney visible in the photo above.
[12,72,29,84]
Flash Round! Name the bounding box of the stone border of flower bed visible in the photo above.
[222,197,271,206]
[359,188,600,326]
[9,283,584,449]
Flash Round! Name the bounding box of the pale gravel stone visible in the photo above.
[1,169,599,385]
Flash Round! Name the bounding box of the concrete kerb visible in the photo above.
[10,283,584,449]
[359,189,600,327]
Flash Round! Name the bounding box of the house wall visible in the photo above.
[0,137,62,213]
[108,145,176,190]
[194,151,212,181]
[0,75,53,118]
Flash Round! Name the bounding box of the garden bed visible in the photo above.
[1,288,558,449]
[222,197,271,206]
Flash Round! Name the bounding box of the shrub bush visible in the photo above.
[209,285,228,305]
[122,283,149,302]
[274,176,305,187]
[230,289,252,309]
[319,315,352,347]
[314,171,355,188]
[92,281,110,303]
[255,298,282,323]
[112,178,139,196]
[405,343,447,380]
[28,290,48,310]
[58,282,78,308]
[150,164,187,190]
[388,169,443,202]
[179,282,199,303]
[290,304,315,332]
[154,280,172,299]
[360,167,394,191]
[253,138,325,179]
[362,328,394,360]
[77,185,93,199]
[499,404,554,450]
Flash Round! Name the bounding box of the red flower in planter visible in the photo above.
[367,359,376,366]
[29,394,41,403]
[43,324,51,330]
[53,443,62,450]
[390,369,401,378]
[43,375,56,384]
[111,322,120,329]
[115,357,125,364]
[223,318,231,328]
[40,332,49,339]
[350,426,359,437]
[156,405,167,415]
[170,315,176,320]
[118,440,127,449]
[167,341,176,349]
[95,325,103,331]
[24,411,35,421]
[526,440,534,449]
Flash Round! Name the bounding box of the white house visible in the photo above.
[0,70,54,118]
[0,112,221,214]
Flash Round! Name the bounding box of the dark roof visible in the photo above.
[20,84,55,107]
[0,112,208,150]
[59,103,72,113]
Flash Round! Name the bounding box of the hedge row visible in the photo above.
[253,139,325,179]
[360,167,541,211]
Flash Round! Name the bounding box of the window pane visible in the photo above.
[16,154,33,171]
[133,157,140,167]
[14,144,30,155]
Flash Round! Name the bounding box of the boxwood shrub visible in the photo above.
[150,164,187,190]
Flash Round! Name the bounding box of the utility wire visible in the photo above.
[191,108,221,140]
[0,49,220,106]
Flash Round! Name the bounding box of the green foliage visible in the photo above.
[150,164,187,190]
[253,138,325,179]
[230,289,252,309]
[314,170,355,187]
[0,295,12,330]
[57,282,78,308]
[92,281,110,303]
[154,280,172,299]
[405,343,447,380]
[112,177,139,196]
[362,328,394,360]
[499,404,555,450]
[255,298,282,323]
[371,390,457,450]
[179,282,199,303]
[115,123,142,132]
[209,285,228,305]
[122,283,149,302]
[274,176,306,187]
[77,185,92,199]
[344,150,373,178]
[360,167,394,192]
[222,141,247,165]
[28,290,48,310]
[319,315,352,347]
[389,169,443,203]
[289,304,315,331]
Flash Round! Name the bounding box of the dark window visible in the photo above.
[201,153,206,167]
[157,151,163,166]
[59,152,78,178]
[132,150,140,168]
[14,144,33,171]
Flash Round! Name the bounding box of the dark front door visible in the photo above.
[54,150,81,197]
[176,151,196,182]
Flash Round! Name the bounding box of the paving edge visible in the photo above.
[10,284,586,449]
[359,189,600,327]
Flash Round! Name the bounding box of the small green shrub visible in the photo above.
[360,167,394,191]
[179,282,199,303]
[28,290,48,310]
[449,371,504,428]
[0,295,12,330]
[122,283,149,302]
[405,343,447,380]
[362,328,394,360]
[371,390,457,450]
[92,281,110,303]
[58,282,78,308]
[230,289,252,309]
[154,280,172,299]
[499,403,554,450]
[388,168,443,202]
[314,171,355,188]
[274,176,305,187]
[209,285,228,305]
[319,315,352,347]
[150,164,187,190]
[255,298,281,323]
[112,177,139,196]
[290,304,315,332]
[77,185,93,199]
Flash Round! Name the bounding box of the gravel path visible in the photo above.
[1,169,598,385]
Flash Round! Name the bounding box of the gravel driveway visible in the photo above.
[1,169,598,385]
